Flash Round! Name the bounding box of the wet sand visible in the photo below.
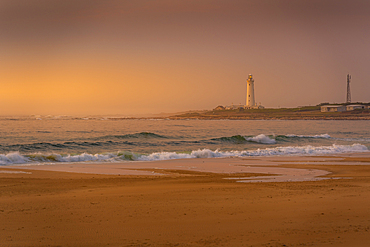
[1,154,370,246]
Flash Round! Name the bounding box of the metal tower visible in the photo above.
[346,74,351,103]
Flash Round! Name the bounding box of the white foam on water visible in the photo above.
[285,134,331,139]
[139,144,368,161]
[245,134,276,144]
[0,144,368,165]
[138,152,193,161]
[0,152,30,165]
[57,153,117,162]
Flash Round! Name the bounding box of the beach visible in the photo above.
[1,154,370,247]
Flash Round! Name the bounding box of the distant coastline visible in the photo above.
[11,105,369,121]
[163,105,370,120]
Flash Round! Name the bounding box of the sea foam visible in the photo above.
[245,134,276,144]
[0,144,368,165]
[0,152,29,165]
[285,134,331,139]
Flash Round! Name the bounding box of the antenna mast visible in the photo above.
[346,74,351,103]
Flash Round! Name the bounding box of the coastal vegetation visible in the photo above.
[167,104,370,120]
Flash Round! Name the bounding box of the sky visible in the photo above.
[1,0,370,115]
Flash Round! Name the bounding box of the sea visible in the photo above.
[0,116,369,166]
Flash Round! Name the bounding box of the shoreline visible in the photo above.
[2,152,369,179]
[1,153,370,246]
[1,143,368,167]
[166,116,370,120]
[100,116,370,120]
[164,106,370,121]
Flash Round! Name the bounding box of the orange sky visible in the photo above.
[1,0,370,115]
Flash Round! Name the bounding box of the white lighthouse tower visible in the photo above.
[246,74,255,107]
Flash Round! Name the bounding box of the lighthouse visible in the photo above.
[221,74,263,110]
[246,74,255,107]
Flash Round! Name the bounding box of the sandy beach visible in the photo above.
[1,154,370,247]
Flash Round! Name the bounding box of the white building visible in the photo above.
[246,74,255,107]
[225,104,245,110]
[321,104,368,112]
[346,105,367,111]
[245,74,264,109]
[320,105,346,112]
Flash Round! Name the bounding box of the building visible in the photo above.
[245,74,264,109]
[214,105,225,110]
[321,104,368,112]
[225,104,245,110]
[218,74,264,110]
[346,105,368,111]
[320,105,347,112]
[246,74,255,107]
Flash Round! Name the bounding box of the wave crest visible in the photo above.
[245,134,276,144]
[283,134,331,139]
[211,133,331,144]
[0,144,367,165]
[212,134,276,144]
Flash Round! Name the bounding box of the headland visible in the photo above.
[166,105,370,120]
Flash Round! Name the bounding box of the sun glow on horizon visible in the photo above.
[1,0,369,115]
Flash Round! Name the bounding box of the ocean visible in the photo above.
[0,116,369,165]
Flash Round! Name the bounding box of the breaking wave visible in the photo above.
[3,133,370,155]
[245,134,276,144]
[212,134,276,144]
[283,134,331,139]
[0,144,367,166]
[211,133,332,144]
